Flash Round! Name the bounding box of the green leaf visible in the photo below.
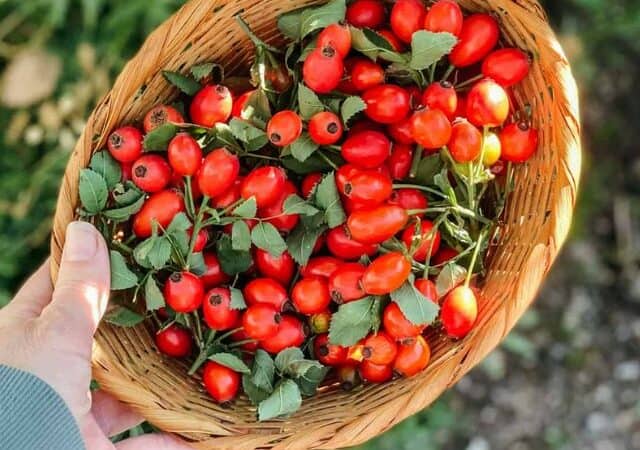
[258,379,302,421]
[144,276,165,311]
[251,349,276,392]
[435,263,467,298]
[230,287,247,310]
[233,197,257,218]
[243,374,272,405]
[109,251,138,290]
[229,118,268,151]
[162,70,201,95]
[231,220,252,251]
[289,133,319,162]
[350,27,407,63]
[442,219,473,245]
[216,234,253,275]
[282,153,343,175]
[416,153,444,185]
[190,62,223,81]
[113,181,144,206]
[148,237,172,270]
[277,9,303,40]
[297,83,324,120]
[299,0,346,40]
[209,352,251,374]
[89,151,121,189]
[133,238,156,269]
[243,89,272,126]
[329,297,377,346]
[340,96,366,128]
[210,123,243,153]
[283,194,320,216]
[188,252,206,276]
[286,220,326,266]
[295,365,329,396]
[251,222,287,257]
[275,348,305,373]
[105,306,144,327]
[143,123,179,151]
[409,31,458,70]
[166,212,192,234]
[314,172,346,228]
[102,195,145,222]
[391,281,439,326]
[79,169,108,214]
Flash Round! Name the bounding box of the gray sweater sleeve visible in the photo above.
[0,365,85,450]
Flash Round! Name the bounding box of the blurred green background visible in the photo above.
[0,1,638,449]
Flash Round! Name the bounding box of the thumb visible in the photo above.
[43,221,110,348]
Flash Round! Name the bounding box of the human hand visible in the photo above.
[0,221,193,450]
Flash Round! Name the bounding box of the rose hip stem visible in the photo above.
[465,228,488,288]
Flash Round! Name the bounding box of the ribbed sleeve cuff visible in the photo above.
[0,365,85,450]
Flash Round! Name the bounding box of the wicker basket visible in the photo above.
[50,0,581,448]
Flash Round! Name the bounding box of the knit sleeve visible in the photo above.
[0,365,85,450]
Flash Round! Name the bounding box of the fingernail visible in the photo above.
[64,221,99,262]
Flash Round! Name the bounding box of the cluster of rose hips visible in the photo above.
[102,0,538,404]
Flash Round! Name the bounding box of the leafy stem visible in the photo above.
[465,228,487,287]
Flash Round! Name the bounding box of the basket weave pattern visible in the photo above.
[50,1,581,448]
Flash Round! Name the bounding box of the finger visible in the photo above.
[115,433,194,450]
[92,390,144,437]
[4,259,53,319]
[42,221,110,344]
[79,415,118,450]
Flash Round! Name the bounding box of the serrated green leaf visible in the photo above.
[409,31,458,70]
[190,62,223,81]
[162,70,201,95]
[144,276,165,311]
[89,151,121,189]
[340,96,366,128]
[188,252,206,276]
[286,220,326,266]
[283,194,320,216]
[282,153,344,175]
[79,169,108,214]
[209,352,251,374]
[435,263,467,298]
[109,250,138,290]
[295,365,329,396]
[216,234,253,275]
[147,237,172,270]
[243,374,272,405]
[243,89,272,126]
[113,181,144,206]
[329,297,377,346]
[277,9,303,40]
[258,379,302,421]
[105,306,145,327]
[102,195,145,222]
[251,349,276,392]
[228,118,268,151]
[230,287,247,310]
[143,123,179,151]
[299,0,346,39]
[210,123,243,153]
[251,222,287,257]
[232,220,252,251]
[133,238,156,269]
[233,197,257,218]
[166,212,192,234]
[289,133,319,162]
[416,153,445,185]
[350,27,407,63]
[314,172,346,228]
[275,348,305,373]
[297,83,324,120]
[391,281,439,326]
